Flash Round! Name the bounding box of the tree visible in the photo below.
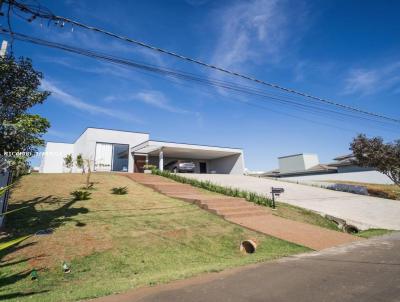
[0,56,50,174]
[84,158,94,189]
[8,155,30,179]
[0,56,50,121]
[64,154,73,173]
[76,153,85,174]
[1,114,50,156]
[350,134,400,186]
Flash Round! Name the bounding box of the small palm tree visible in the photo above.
[64,154,73,173]
[76,153,85,174]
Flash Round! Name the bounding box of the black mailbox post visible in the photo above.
[270,187,284,209]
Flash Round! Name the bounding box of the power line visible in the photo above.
[1,27,398,135]
[4,0,400,124]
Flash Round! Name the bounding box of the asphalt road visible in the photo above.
[182,174,400,230]
[92,232,400,302]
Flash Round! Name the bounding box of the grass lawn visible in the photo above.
[197,189,341,231]
[179,176,392,234]
[156,171,342,232]
[0,173,309,302]
[272,203,341,231]
[325,180,400,200]
[356,229,394,238]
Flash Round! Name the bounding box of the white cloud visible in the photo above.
[41,79,142,123]
[293,60,336,83]
[211,0,291,70]
[103,95,118,102]
[39,56,148,84]
[132,90,190,114]
[343,69,379,95]
[343,61,400,96]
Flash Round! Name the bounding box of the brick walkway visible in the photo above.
[126,174,362,250]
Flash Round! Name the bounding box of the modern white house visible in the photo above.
[39,127,245,174]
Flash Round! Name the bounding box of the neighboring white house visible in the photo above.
[40,127,245,174]
[263,153,393,184]
[278,153,320,174]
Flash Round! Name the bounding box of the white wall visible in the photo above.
[82,128,149,173]
[279,154,319,173]
[282,170,394,185]
[303,154,320,170]
[40,142,74,173]
[208,153,244,175]
[41,128,149,173]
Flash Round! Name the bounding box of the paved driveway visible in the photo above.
[91,232,400,302]
[182,174,400,230]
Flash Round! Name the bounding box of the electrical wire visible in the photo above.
[0,27,398,135]
[4,0,400,124]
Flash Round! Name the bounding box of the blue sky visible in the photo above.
[3,0,400,170]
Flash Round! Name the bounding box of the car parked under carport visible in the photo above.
[164,160,196,173]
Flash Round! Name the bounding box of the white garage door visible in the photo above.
[95,143,113,171]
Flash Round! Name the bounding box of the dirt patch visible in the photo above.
[3,225,113,269]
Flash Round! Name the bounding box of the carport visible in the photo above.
[131,140,244,174]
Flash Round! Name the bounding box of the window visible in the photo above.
[112,144,129,172]
[95,143,129,172]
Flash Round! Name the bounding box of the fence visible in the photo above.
[0,168,12,228]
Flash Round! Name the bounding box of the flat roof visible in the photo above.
[45,141,73,145]
[74,127,149,143]
[45,127,150,144]
[132,140,242,151]
[131,140,242,160]
[46,141,74,145]
[46,127,242,151]
[333,154,353,161]
[150,140,242,150]
[85,127,149,134]
[278,153,316,159]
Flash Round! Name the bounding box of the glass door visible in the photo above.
[112,144,129,172]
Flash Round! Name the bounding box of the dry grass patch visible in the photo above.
[325,180,400,200]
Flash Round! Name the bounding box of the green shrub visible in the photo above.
[143,164,157,170]
[70,190,91,200]
[111,186,128,195]
[152,169,273,208]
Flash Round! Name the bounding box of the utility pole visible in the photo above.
[0,40,7,57]
[1,0,9,57]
